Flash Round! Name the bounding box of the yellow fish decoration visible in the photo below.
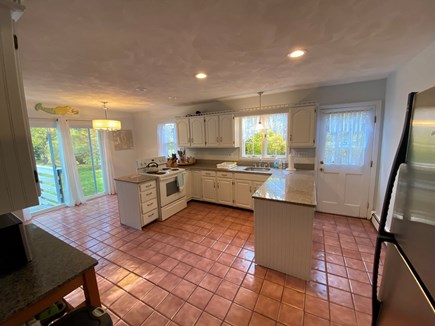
[34,103,79,115]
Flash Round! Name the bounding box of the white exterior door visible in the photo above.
[316,105,375,218]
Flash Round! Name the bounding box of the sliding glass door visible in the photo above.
[30,127,65,212]
[70,128,104,197]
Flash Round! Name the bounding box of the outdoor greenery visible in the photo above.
[30,127,104,210]
[78,165,104,196]
[245,130,287,157]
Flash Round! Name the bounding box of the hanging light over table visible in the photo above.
[256,91,265,130]
[92,101,121,131]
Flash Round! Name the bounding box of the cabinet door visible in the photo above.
[202,177,217,202]
[189,117,205,147]
[219,114,235,147]
[289,106,316,148]
[234,180,253,209]
[191,171,203,199]
[176,118,191,147]
[217,178,233,205]
[205,116,219,147]
[184,171,192,200]
[0,6,39,215]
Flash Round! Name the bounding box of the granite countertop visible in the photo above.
[115,174,156,184]
[252,171,316,207]
[0,224,98,322]
[183,161,316,207]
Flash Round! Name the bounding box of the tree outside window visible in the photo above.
[242,113,288,158]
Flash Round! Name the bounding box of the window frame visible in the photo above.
[158,122,177,158]
[239,112,289,160]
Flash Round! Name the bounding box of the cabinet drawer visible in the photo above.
[234,173,270,182]
[142,208,158,226]
[217,171,233,178]
[141,198,158,214]
[140,188,156,202]
[201,171,216,177]
[139,181,155,192]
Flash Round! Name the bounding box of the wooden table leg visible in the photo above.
[82,268,101,307]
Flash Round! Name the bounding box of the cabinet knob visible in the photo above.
[320,160,324,165]
[320,168,324,172]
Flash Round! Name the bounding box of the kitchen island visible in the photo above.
[253,172,316,280]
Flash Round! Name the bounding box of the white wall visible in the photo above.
[27,106,137,178]
[374,41,435,219]
[133,79,386,161]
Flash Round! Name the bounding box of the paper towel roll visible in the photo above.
[286,154,296,171]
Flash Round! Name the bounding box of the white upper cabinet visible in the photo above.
[176,113,238,148]
[219,114,237,147]
[189,116,206,147]
[176,118,190,147]
[289,106,316,148]
[205,116,219,147]
[0,3,39,215]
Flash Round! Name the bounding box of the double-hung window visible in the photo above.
[241,113,288,159]
[158,123,177,157]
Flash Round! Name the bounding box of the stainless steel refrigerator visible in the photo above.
[372,86,435,325]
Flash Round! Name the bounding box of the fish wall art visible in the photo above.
[34,103,79,115]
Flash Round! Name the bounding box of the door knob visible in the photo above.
[320,160,324,164]
[320,168,324,172]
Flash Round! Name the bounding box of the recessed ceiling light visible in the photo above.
[288,49,306,58]
[135,87,147,92]
[195,72,207,79]
[168,96,177,100]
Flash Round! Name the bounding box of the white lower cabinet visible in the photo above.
[116,179,159,230]
[185,171,192,200]
[234,180,252,209]
[201,171,217,202]
[216,172,233,205]
[186,169,270,210]
[191,171,203,199]
[233,173,270,209]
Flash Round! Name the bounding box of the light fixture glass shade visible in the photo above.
[92,101,121,130]
[92,119,121,130]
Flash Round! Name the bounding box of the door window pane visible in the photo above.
[30,127,64,212]
[323,110,372,166]
[70,128,104,196]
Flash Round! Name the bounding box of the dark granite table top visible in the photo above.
[0,224,97,322]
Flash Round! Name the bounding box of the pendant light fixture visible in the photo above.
[256,91,265,130]
[92,101,121,131]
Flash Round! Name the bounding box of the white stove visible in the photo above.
[136,156,187,221]
[136,156,185,177]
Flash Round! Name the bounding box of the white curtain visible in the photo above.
[98,130,116,195]
[158,123,177,157]
[57,118,86,206]
[322,110,372,166]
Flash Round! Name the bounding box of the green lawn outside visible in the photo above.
[77,165,104,197]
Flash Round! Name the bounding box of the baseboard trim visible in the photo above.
[370,211,380,231]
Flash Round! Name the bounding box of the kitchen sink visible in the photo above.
[244,167,271,171]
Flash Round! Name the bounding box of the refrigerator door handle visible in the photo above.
[371,92,416,326]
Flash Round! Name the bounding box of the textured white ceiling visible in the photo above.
[16,0,435,112]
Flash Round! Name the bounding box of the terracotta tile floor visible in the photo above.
[32,195,380,326]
